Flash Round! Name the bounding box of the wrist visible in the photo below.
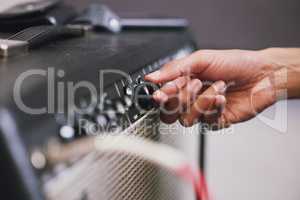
[260,48,300,99]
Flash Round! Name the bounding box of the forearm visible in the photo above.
[261,48,300,99]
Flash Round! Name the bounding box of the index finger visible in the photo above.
[144,50,211,84]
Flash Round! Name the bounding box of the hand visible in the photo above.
[145,48,300,129]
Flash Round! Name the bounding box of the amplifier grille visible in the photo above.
[44,110,198,200]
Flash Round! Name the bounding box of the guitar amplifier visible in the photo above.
[0,28,205,200]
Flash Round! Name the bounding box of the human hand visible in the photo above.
[145,48,300,129]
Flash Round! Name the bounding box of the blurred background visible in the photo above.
[69,0,300,199]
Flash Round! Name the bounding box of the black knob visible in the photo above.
[95,114,108,127]
[124,83,136,97]
[133,82,159,110]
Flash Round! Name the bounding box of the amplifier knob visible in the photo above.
[106,108,117,120]
[59,125,75,140]
[124,95,133,107]
[95,114,108,127]
[30,150,47,170]
[136,75,144,84]
[134,82,159,110]
[124,84,135,96]
[115,100,126,114]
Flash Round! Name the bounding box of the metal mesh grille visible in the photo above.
[44,110,199,200]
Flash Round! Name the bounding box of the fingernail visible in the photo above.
[216,95,226,104]
[189,79,202,92]
[145,70,160,80]
[215,81,226,93]
[153,90,168,103]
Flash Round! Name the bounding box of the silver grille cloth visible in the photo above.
[44,110,200,200]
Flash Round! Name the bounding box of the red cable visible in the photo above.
[176,164,211,200]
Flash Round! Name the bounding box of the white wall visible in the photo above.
[206,100,300,200]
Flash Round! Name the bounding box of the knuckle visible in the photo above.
[193,49,215,59]
[174,76,188,89]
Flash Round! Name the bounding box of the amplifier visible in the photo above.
[0,28,205,200]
